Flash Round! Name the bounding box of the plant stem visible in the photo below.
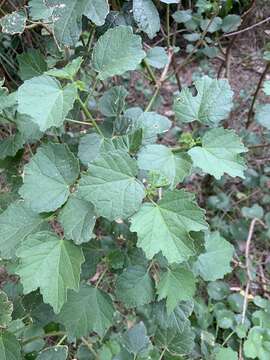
[241,218,266,324]
[56,334,67,346]
[65,118,93,126]
[145,87,160,112]
[77,96,104,136]
[81,337,98,357]
[246,62,270,128]
[143,59,158,85]
[158,347,167,360]
[166,10,219,80]
[166,4,171,48]
[95,267,107,288]
[22,331,66,345]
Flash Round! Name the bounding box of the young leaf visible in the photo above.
[46,57,83,80]
[16,231,84,313]
[77,150,145,221]
[155,323,195,355]
[36,346,68,360]
[0,201,46,259]
[133,0,160,39]
[138,144,192,188]
[188,128,247,179]
[157,265,196,314]
[19,143,79,213]
[17,49,48,81]
[0,10,27,34]
[92,26,145,80]
[115,266,155,308]
[122,322,151,357]
[58,195,96,245]
[130,190,208,263]
[17,75,77,131]
[194,232,234,281]
[58,284,114,337]
[174,76,233,125]
[0,291,13,328]
[0,332,21,359]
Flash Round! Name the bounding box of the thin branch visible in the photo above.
[77,97,104,136]
[145,49,173,112]
[222,15,270,38]
[167,10,219,79]
[241,218,266,324]
[246,62,270,129]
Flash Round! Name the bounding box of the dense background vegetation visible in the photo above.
[0,0,270,359]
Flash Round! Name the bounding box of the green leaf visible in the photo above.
[77,149,145,221]
[244,327,270,360]
[36,346,68,360]
[241,204,264,219]
[138,144,192,188]
[122,322,151,356]
[263,80,270,95]
[16,231,84,313]
[194,231,234,281]
[78,133,108,166]
[43,0,109,46]
[221,15,241,33]
[58,284,114,337]
[157,265,196,314]
[0,201,45,259]
[115,266,155,308]
[0,291,13,328]
[45,0,86,46]
[0,10,26,35]
[17,75,77,131]
[200,17,222,33]
[172,10,192,23]
[133,111,171,145]
[92,26,145,80]
[14,113,42,144]
[174,76,234,125]
[156,323,195,355]
[146,47,168,69]
[215,347,238,360]
[83,0,109,26]
[58,195,96,245]
[133,0,160,39]
[29,0,53,21]
[98,86,128,117]
[0,133,24,160]
[155,300,194,332]
[46,57,83,80]
[17,49,48,81]
[130,190,207,263]
[0,331,21,360]
[255,104,270,130]
[19,143,79,213]
[188,128,247,179]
